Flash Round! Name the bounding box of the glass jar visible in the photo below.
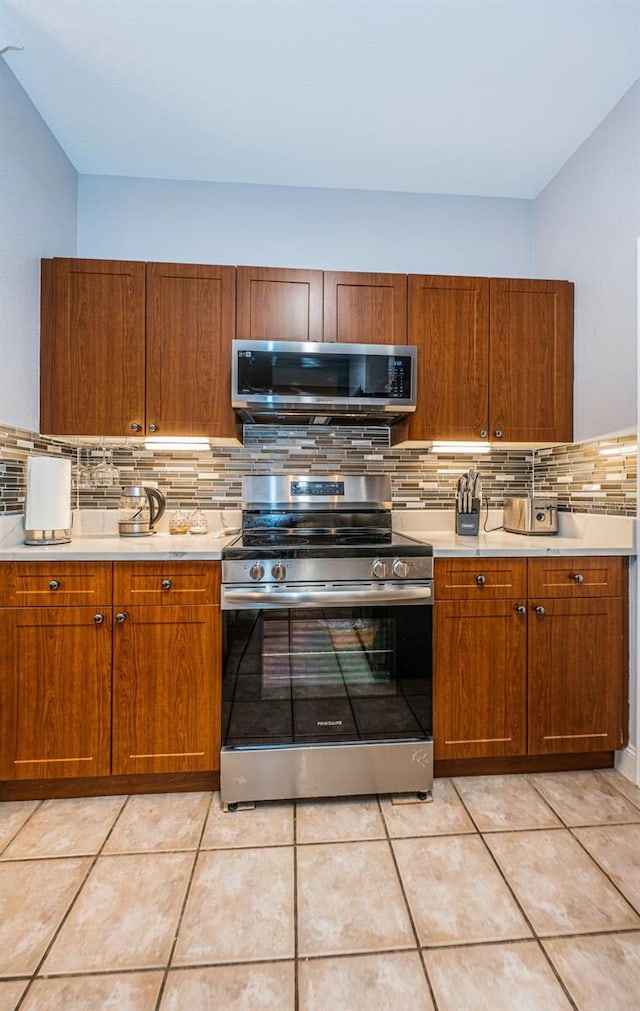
[188,509,208,535]
[168,510,189,535]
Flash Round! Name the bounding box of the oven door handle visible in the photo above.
[222,585,432,608]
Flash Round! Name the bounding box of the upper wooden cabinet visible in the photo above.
[41,258,237,438]
[146,262,236,437]
[41,258,146,437]
[236,266,323,342]
[407,275,489,440]
[323,272,407,344]
[407,275,573,443]
[490,278,573,443]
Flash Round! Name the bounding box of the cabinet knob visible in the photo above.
[475,574,486,585]
[514,604,526,615]
[572,573,585,583]
[48,579,61,591]
[161,578,172,590]
[148,424,158,432]
[479,429,488,438]
[494,429,503,438]
[94,613,105,624]
[130,422,142,432]
[535,605,545,615]
[116,612,127,623]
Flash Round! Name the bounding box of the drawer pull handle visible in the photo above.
[161,579,172,590]
[535,605,545,615]
[475,575,486,585]
[94,613,105,625]
[572,573,585,583]
[116,612,127,623]
[514,604,526,615]
[48,579,61,591]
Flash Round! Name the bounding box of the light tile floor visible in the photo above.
[1,769,639,1010]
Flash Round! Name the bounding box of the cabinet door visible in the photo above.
[41,258,146,436]
[112,605,221,775]
[407,275,489,440]
[434,599,527,759]
[236,266,323,342]
[323,272,407,344]
[146,262,237,437]
[528,597,626,754]
[0,608,112,780]
[489,278,573,443]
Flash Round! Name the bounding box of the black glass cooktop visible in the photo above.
[223,529,432,559]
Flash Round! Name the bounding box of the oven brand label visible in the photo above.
[317,720,343,726]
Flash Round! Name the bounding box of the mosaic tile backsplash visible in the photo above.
[0,422,636,517]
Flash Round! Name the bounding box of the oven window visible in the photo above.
[223,606,432,747]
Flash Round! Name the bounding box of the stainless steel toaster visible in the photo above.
[503,496,558,535]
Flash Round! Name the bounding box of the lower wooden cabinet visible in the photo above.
[434,556,628,762]
[112,604,221,775]
[0,561,222,784]
[434,599,526,760]
[0,606,112,780]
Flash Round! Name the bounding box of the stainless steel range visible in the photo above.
[220,475,433,808]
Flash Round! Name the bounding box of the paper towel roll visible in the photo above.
[25,456,72,533]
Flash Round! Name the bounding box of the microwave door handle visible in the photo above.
[222,586,432,607]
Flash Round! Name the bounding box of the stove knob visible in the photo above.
[371,559,388,579]
[249,563,265,581]
[271,562,287,581]
[392,558,410,578]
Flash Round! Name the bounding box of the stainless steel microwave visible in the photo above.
[231,340,417,424]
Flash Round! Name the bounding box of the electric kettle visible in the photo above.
[118,485,166,537]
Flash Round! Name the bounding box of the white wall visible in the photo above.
[534,79,640,442]
[78,175,532,277]
[0,61,77,432]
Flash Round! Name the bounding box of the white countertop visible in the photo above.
[393,510,636,557]
[0,509,635,560]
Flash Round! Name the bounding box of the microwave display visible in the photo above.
[236,347,413,401]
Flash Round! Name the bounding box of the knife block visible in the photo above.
[455,499,480,536]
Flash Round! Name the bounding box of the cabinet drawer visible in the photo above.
[0,562,112,607]
[527,556,626,598]
[435,558,527,600]
[114,562,220,605]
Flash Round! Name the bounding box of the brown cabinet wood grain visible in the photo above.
[113,562,220,607]
[436,558,527,600]
[406,275,573,443]
[0,562,112,608]
[528,596,626,754]
[489,278,573,443]
[236,266,323,342]
[323,271,407,344]
[112,604,221,775]
[407,274,489,440]
[41,258,238,439]
[0,607,112,780]
[41,258,146,437]
[527,556,624,598]
[146,262,237,438]
[434,555,627,762]
[434,598,527,760]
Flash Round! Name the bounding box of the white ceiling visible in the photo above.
[2,0,639,199]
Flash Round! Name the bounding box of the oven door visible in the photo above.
[221,596,432,806]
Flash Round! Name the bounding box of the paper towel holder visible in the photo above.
[25,526,72,546]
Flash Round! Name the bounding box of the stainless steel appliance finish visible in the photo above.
[503,496,559,535]
[221,474,433,807]
[231,340,417,424]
